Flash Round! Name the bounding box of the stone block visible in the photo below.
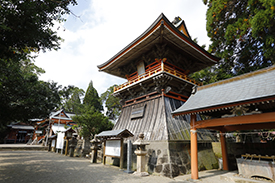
[178,165,186,174]
[155,165,163,173]
[162,164,171,177]
[171,164,180,177]
[157,157,168,164]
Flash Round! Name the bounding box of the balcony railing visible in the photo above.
[114,58,202,92]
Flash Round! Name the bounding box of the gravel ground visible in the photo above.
[0,151,188,183]
[2,150,264,183]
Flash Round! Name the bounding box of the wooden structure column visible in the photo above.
[219,130,229,170]
[120,138,124,169]
[190,114,198,180]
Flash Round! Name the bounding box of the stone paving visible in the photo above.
[0,146,267,183]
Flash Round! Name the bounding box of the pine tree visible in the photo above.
[83,81,103,111]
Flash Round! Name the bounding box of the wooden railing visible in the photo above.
[114,59,202,92]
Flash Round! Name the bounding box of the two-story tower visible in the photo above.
[98,14,219,177]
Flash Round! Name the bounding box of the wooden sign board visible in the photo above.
[131,105,146,119]
[105,140,121,157]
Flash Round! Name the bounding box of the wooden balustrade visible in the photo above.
[114,60,202,92]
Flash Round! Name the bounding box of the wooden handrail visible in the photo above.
[114,60,202,92]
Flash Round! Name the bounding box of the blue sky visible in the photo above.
[35,0,211,95]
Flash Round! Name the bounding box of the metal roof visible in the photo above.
[8,125,34,130]
[96,129,134,138]
[113,97,216,141]
[172,66,275,116]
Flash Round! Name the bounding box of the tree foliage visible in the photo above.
[100,85,121,121]
[0,59,61,125]
[0,0,77,62]
[72,106,113,138]
[195,0,275,84]
[59,86,84,114]
[0,0,76,125]
[63,81,114,138]
[83,81,103,112]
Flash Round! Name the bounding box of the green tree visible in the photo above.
[0,60,61,124]
[83,81,103,111]
[197,0,275,84]
[72,106,113,138]
[63,87,85,114]
[0,0,77,62]
[100,85,121,121]
[0,0,77,125]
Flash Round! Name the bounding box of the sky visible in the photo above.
[35,0,211,96]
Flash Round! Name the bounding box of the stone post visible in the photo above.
[69,137,77,157]
[133,133,149,176]
[48,139,51,152]
[90,135,100,163]
[124,139,134,173]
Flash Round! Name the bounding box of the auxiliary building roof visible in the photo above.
[97,13,219,79]
[172,66,275,116]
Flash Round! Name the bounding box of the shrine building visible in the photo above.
[97,13,220,177]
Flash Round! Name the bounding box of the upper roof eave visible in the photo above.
[97,13,219,73]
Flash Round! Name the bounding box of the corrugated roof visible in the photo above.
[113,96,215,141]
[172,66,275,115]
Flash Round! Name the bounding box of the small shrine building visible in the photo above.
[98,13,220,177]
[172,66,275,180]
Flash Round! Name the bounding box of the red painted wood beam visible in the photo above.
[195,112,275,129]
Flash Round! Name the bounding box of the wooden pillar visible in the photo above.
[65,138,69,156]
[103,140,106,165]
[220,131,229,170]
[190,114,198,180]
[120,138,124,169]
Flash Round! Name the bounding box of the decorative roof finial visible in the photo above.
[172,16,182,25]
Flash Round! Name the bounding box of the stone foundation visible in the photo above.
[104,140,218,178]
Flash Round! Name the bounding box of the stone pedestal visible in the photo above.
[133,134,149,177]
[69,137,77,157]
[134,150,148,176]
[90,135,100,163]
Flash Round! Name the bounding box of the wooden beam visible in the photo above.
[204,122,275,131]
[224,122,275,132]
[195,112,275,129]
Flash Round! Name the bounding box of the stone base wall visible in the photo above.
[148,141,218,177]
[104,140,218,178]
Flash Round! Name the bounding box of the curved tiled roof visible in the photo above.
[97,13,219,78]
[172,66,275,116]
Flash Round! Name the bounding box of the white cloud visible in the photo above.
[35,0,210,95]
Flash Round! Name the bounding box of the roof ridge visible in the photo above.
[199,65,275,91]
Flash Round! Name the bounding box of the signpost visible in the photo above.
[97,129,134,170]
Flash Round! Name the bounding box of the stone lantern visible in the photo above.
[133,133,150,176]
[69,136,77,157]
[90,135,100,163]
